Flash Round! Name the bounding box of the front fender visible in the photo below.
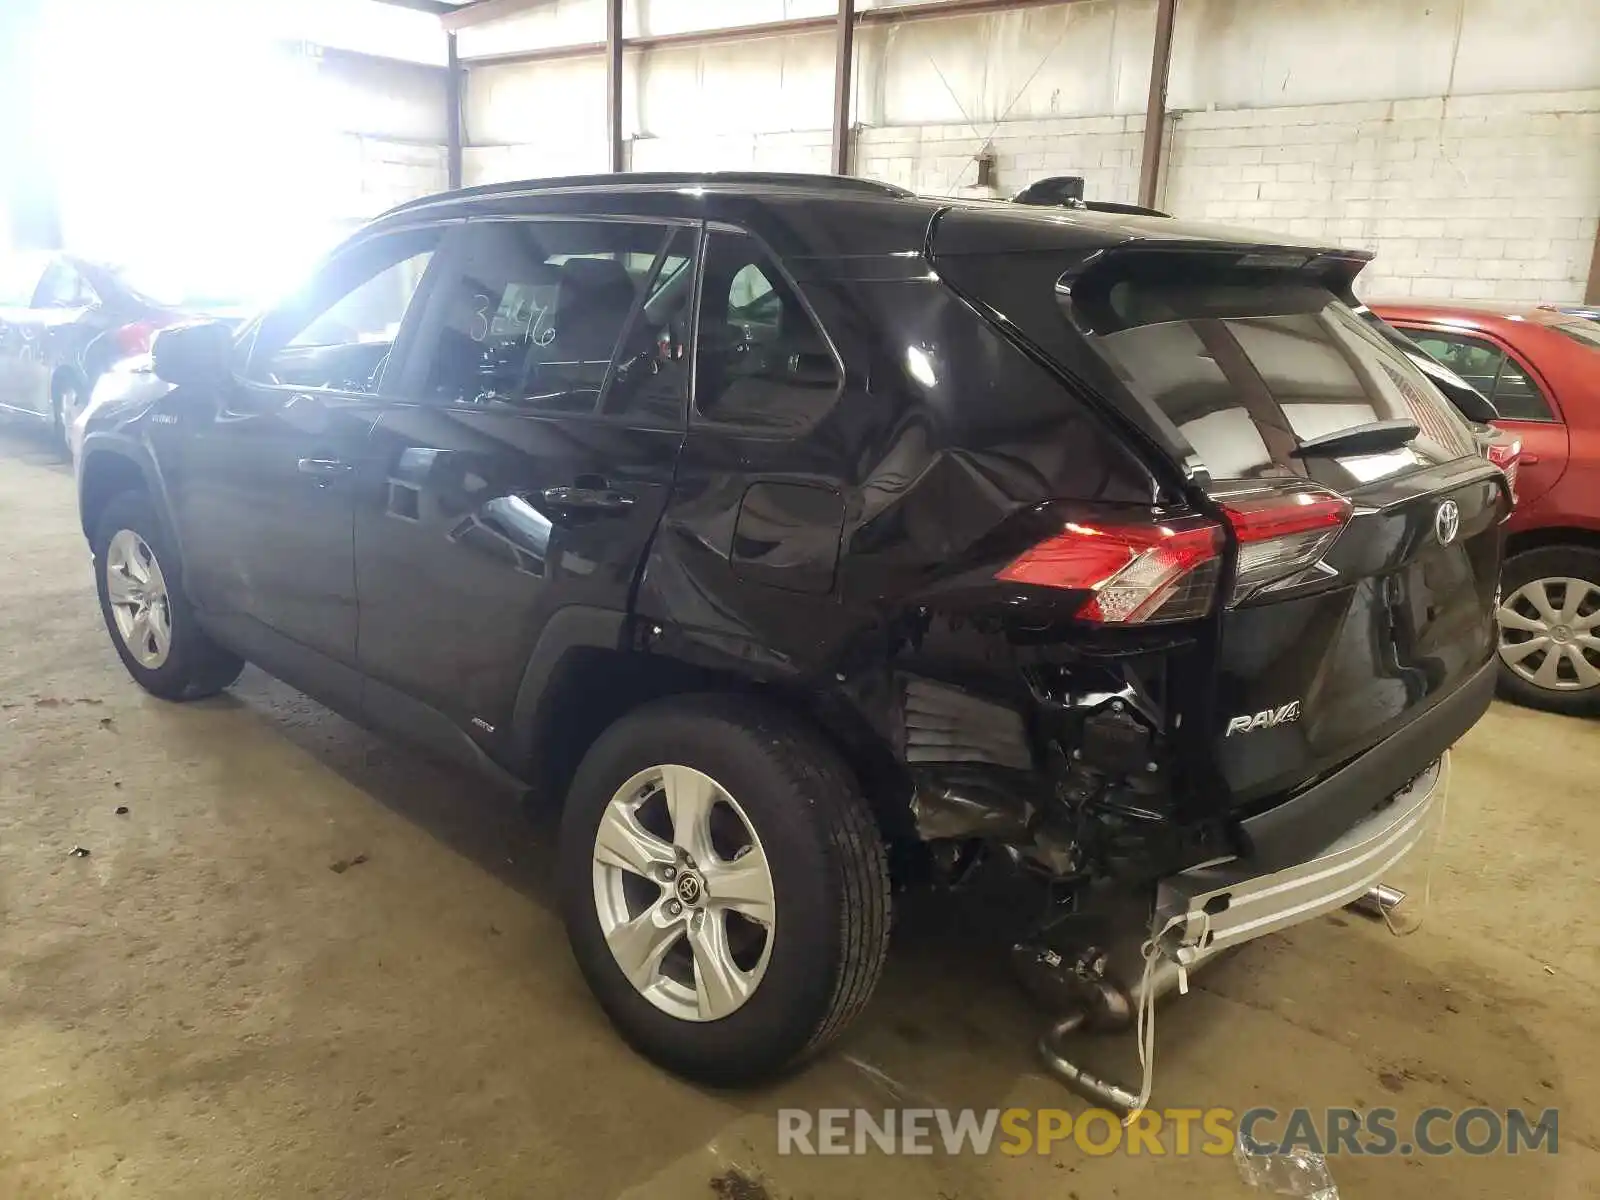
[77,430,183,565]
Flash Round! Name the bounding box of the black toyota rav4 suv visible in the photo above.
[77,173,1505,1085]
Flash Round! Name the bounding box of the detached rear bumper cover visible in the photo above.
[1156,753,1448,961]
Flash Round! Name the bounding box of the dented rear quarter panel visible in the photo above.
[633,194,1178,790]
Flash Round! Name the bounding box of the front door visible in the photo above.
[353,216,696,755]
[165,226,445,707]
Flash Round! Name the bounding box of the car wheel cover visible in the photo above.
[105,529,173,670]
[591,764,776,1022]
[1498,575,1600,692]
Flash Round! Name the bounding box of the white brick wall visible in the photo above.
[339,136,449,217]
[1163,90,1600,304]
[464,141,608,186]
[855,116,1145,199]
[460,91,1599,306]
[629,129,834,174]
[592,116,1144,202]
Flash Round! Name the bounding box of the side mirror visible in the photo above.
[151,321,234,388]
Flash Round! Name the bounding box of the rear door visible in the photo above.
[1076,266,1508,807]
[353,215,693,753]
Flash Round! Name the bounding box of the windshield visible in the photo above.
[1552,321,1600,351]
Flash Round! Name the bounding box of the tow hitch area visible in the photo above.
[1013,755,1449,1114]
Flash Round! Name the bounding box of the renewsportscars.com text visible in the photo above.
[776,1106,1559,1157]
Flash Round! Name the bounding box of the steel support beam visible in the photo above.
[605,0,624,171]
[457,0,1094,68]
[862,0,1077,20]
[831,0,856,175]
[443,0,549,32]
[446,32,464,189]
[462,42,607,68]
[1137,0,1177,211]
[371,0,454,14]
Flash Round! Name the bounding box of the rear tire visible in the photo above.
[558,694,890,1084]
[1496,545,1600,716]
[92,489,244,701]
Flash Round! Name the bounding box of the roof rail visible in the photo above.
[380,171,912,219]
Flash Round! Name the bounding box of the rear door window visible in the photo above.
[693,230,841,434]
[1408,330,1554,422]
[1078,271,1477,483]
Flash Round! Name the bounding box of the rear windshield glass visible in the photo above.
[1075,269,1477,483]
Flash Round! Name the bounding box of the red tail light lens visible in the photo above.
[1220,487,1352,602]
[997,487,1352,624]
[114,320,164,356]
[1485,429,1521,503]
[996,517,1223,624]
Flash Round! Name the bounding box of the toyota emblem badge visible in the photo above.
[1435,499,1460,546]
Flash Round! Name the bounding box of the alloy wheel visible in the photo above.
[105,529,173,669]
[1498,575,1600,692]
[591,764,776,1022]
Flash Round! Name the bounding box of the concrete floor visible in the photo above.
[0,423,1596,1200]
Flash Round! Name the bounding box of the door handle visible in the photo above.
[541,485,636,513]
[1520,453,1541,465]
[298,457,354,477]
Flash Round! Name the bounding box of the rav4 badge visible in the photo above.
[1225,701,1302,737]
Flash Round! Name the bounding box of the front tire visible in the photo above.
[92,490,244,701]
[1496,545,1600,715]
[558,694,891,1084]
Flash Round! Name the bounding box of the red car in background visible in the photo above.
[1373,301,1600,714]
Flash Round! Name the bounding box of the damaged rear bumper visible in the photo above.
[1034,753,1450,1113]
[1154,753,1448,966]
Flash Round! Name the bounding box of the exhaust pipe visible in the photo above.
[1349,883,1405,919]
[1031,954,1193,1114]
[1038,1011,1144,1113]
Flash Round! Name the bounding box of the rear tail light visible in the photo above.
[114,320,166,357]
[996,517,1222,623]
[1485,427,1521,503]
[995,486,1352,624]
[1219,486,1352,602]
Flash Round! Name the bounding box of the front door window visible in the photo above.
[414,218,693,427]
[246,229,441,395]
